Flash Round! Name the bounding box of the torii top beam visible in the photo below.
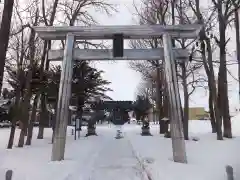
[33,24,202,40]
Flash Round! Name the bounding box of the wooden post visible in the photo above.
[5,170,13,180]
[51,34,74,161]
[163,33,187,163]
[226,165,234,180]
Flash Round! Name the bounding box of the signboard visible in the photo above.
[76,118,80,130]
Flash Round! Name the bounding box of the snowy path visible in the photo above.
[65,129,149,180]
[86,135,149,180]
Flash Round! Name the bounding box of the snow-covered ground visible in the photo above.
[0,118,240,180]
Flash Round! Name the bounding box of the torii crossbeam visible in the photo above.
[48,48,189,61]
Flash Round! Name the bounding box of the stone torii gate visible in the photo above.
[33,24,202,163]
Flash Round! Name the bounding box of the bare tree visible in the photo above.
[130,0,169,134]
[210,0,240,138]
[36,0,63,140]
[187,0,221,137]
[6,0,41,148]
[136,79,156,103]
[17,2,40,148]
[0,0,14,94]
[177,59,205,139]
[187,0,239,139]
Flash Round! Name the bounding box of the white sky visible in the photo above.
[91,0,142,101]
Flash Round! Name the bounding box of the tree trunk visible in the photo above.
[37,40,48,139]
[195,0,220,138]
[156,63,164,134]
[217,7,232,138]
[200,38,222,140]
[216,79,223,140]
[163,81,170,137]
[171,0,175,46]
[219,55,232,138]
[26,93,39,145]
[37,125,44,139]
[222,77,232,138]
[7,125,16,148]
[18,125,26,147]
[0,0,14,93]
[24,126,28,136]
[52,130,55,144]
[208,87,217,133]
[205,40,222,139]
[223,102,232,138]
[7,90,21,149]
[17,99,31,147]
[51,103,57,144]
[183,98,189,140]
[181,62,189,140]
[37,94,46,139]
[17,96,32,148]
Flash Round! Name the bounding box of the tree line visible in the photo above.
[0,0,116,149]
[130,0,240,140]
